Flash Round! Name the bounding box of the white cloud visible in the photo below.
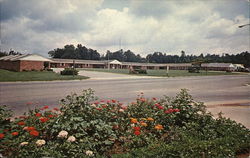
[0,0,249,56]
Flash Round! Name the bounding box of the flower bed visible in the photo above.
[0,89,249,157]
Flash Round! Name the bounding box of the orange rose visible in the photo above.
[147,117,154,121]
[140,122,147,127]
[155,124,164,130]
[130,118,138,124]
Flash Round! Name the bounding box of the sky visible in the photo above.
[0,0,249,57]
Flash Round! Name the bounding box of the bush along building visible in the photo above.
[0,54,247,72]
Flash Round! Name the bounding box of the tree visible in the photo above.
[180,50,186,62]
[0,51,8,57]
[48,44,101,60]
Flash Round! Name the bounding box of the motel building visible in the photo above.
[0,54,243,72]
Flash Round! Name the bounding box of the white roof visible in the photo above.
[0,54,51,62]
[233,64,245,68]
[202,63,235,68]
[109,60,122,65]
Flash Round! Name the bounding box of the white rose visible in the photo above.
[36,139,46,146]
[90,104,96,107]
[85,150,94,156]
[118,109,124,112]
[57,130,68,138]
[67,136,76,142]
[20,142,29,146]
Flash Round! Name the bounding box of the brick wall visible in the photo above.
[19,61,44,71]
[0,60,20,71]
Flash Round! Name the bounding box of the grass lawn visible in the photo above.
[80,68,242,77]
[0,69,89,82]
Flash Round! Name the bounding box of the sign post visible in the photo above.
[166,66,169,77]
[73,60,75,77]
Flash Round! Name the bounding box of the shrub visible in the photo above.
[0,89,249,157]
[60,68,78,75]
[137,69,147,74]
[188,67,200,73]
[129,69,147,74]
[46,68,53,71]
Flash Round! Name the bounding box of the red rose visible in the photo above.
[121,106,127,110]
[158,106,164,110]
[165,110,170,114]
[19,116,27,119]
[134,130,141,136]
[168,109,174,113]
[152,97,157,100]
[96,108,102,111]
[12,132,18,136]
[174,109,180,112]
[165,109,174,114]
[39,117,49,123]
[140,98,146,102]
[154,103,160,106]
[48,114,54,118]
[18,121,25,126]
[102,105,107,108]
[30,130,39,137]
[133,127,141,131]
[53,108,59,111]
[27,126,36,131]
[43,105,49,109]
[0,133,4,139]
[35,113,42,117]
[112,125,119,130]
[4,129,9,132]
[94,101,99,105]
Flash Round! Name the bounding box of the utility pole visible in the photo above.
[119,37,121,50]
[107,51,110,70]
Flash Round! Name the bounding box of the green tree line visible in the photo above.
[48,44,250,67]
[0,50,22,57]
[1,44,249,67]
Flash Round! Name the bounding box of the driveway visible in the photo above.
[78,70,162,80]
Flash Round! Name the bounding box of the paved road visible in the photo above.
[0,72,249,127]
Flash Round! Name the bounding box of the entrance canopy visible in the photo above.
[109,60,122,65]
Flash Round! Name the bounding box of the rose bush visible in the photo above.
[0,89,249,157]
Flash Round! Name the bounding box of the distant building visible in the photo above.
[0,54,244,72]
[49,58,191,70]
[201,63,236,71]
[0,54,51,71]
